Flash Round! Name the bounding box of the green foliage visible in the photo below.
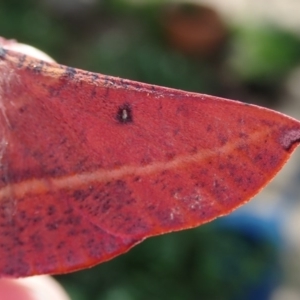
[0,0,67,56]
[229,25,300,83]
[81,32,217,94]
[57,224,277,300]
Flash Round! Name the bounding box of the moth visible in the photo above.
[0,37,299,277]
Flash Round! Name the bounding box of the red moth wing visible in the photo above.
[0,46,300,278]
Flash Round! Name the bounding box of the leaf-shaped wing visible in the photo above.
[0,46,299,277]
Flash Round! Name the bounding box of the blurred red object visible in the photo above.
[162,3,227,58]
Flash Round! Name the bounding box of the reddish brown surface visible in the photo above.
[0,44,300,278]
[162,4,227,57]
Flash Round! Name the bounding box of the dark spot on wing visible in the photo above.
[47,205,56,216]
[48,86,60,97]
[116,103,133,124]
[280,128,300,151]
[0,47,7,59]
[120,79,128,89]
[64,67,77,79]
[32,60,45,74]
[18,106,27,114]
[91,73,99,82]
[104,75,109,85]
[17,55,26,68]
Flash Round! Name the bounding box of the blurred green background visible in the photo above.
[2,0,300,299]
